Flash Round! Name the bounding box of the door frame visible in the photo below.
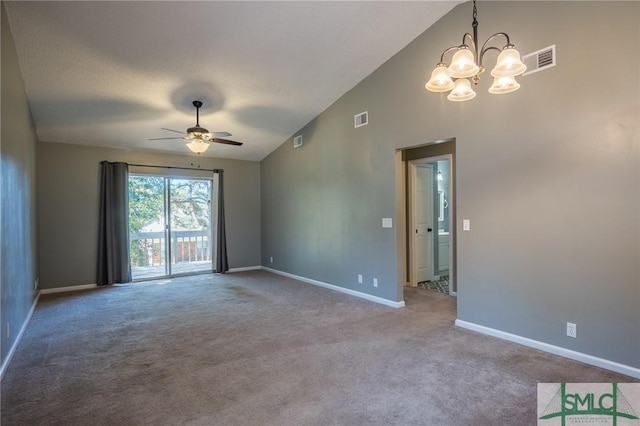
[128,173,215,281]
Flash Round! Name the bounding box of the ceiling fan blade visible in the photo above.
[161,128,186,135]
[148,137,183,140]
[211,138,243,146]
[211,131,232,138]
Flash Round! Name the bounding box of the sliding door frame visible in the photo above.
[129,172,216,281]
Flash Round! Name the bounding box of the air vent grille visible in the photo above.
[293,135,302,148]
[522,45,556,76]
[354,111,368,128]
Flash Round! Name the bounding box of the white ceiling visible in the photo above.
[5,1,460,161]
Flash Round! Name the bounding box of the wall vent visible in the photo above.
[293,135,302,148]
[522,44,556,76]
[354,111,368,128]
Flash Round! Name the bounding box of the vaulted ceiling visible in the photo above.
[5,1,460,161]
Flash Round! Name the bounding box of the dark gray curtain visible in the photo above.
[97,161,132,285]
[215,170,229,273]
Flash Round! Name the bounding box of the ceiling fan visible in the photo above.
[150,100,242,154]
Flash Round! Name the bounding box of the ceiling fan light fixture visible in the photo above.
[150,100,242,149]
[186,141,209,154]
[187,126,209,135]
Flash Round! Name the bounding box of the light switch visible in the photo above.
[463,219,470,231]
[382,218,393,228]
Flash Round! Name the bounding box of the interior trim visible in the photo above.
[39,284,98,294]
[228,266,262,273]
[262,267,405,308]
[455,319,640,379]
[0,292,39,380]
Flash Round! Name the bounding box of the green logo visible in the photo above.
[539,383,639,426]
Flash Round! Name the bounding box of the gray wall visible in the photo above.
[261,1,639,369]
[1,2,39,367]
[38,143,260,289]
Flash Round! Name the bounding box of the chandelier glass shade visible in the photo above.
[425,1,526,101]
[491,46,526,77]
[425,64,455,92]
[447,78,476,102]
[447,47,480,79]
[488,75,520,94]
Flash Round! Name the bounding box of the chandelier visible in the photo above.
[425,1,526,102]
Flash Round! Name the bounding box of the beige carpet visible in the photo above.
[1,270,635,425]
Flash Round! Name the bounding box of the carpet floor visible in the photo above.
[1,271,635,425]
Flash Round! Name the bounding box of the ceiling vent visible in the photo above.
[293,135,302,148]
[522,45,556,76]
[354,111,368,128]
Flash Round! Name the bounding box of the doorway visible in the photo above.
[128,175,215,280]
[406,154,454,295]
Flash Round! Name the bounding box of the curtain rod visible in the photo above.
[124,162,223,173]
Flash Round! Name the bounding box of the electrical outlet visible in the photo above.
[270,257,273,263]
[358,274,363,284]
[566,322,577,338]
[373,278,378,287]
[35,277,39,290]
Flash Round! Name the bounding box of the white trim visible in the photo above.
[1,292,40,380]
[522,44,556,77]
[228,266,262,273]
[354,111,368,128]
[262,267,405,309]
[39,283,98,294]
[455,319,640,379]
[293,135,302,148]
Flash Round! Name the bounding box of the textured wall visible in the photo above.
[38,143,260,289]
[1,2,39,367]
[261,2,639,368]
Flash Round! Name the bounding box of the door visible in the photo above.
[129,175,214,280]
[168,178,213,275]
[411,163,434,286]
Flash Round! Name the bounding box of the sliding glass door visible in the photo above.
[129,175,214,280]
[168,178,212,275]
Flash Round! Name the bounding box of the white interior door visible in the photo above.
[411,163,434,286]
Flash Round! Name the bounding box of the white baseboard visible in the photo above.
[228,266,262,273]
[455,319,640,379]
[262,267,405,308]
[39,283,98,294]
[0,292,40,381]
